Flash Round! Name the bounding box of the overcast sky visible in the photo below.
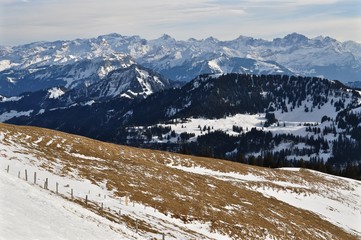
[0,0,360,46]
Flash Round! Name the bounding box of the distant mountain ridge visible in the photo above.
[346,81,361,89]
[1,32,360,96]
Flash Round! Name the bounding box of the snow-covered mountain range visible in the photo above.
[0,123,360,239]
[1,33,360,96]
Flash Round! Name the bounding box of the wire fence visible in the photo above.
[4,164,167,240]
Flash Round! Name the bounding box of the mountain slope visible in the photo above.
[0,123,360,239]
[0,64,171,125]
[6,73,361,174]
[0,55,134,96]
[82,64,171,99]
[127,73,354,122]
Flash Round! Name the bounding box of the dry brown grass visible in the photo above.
[0,123,359,240]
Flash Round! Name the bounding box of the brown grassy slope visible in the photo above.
[0,123,359,240]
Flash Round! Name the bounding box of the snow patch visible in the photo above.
[48,87,65,99]
[0,60,13,71]
[0,169,143,240]
[0,110,33,122]
[0,96,23,102]
[83,100,95,106]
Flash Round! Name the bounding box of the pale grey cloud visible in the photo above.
[0,0,360,45]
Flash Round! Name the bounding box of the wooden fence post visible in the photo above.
[56,182,59,194]
[25,169,28,181]
[135,219,138,233]
[118,210,121,223]
[162,233,165,240]
[85,195,88,205]
[6,165,9,173]
[71,189,73,199]
[44,178,48,190]
[18,171,20,178]
[34,172,36,184]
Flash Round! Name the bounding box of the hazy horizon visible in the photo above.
[0,0,360,46]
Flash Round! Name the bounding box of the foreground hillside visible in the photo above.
[0,123,360,239]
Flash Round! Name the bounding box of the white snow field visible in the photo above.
[0,169,142,240]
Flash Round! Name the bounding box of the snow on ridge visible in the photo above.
[48,87,65,99]
[134,67,166,95]
[208,60,223,73]
[120,92,132,99]
[83,100,95,106]
[278,167,301,172]
[0,110,33,122]
[136,76,153,95]
[0,96,23,102]
[0,60,13,71]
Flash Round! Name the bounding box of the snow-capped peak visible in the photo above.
[81,64,171,100]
